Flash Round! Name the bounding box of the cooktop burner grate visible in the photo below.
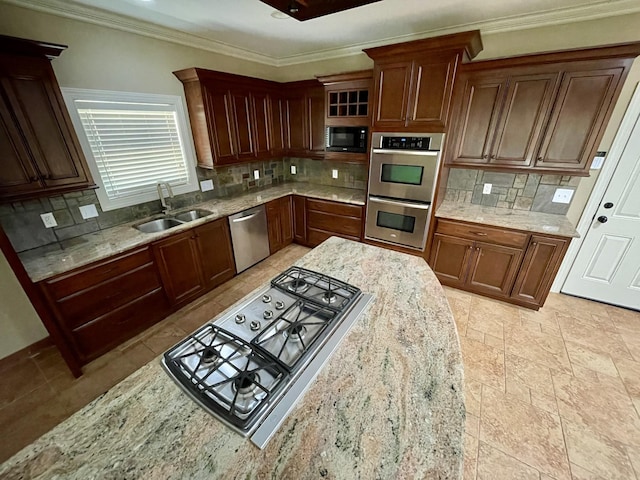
[163,324,287,430]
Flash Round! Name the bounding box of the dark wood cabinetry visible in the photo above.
[446,43,640,174]
[304,198,363,247]
[266,196,293,254]
[429,218,570,309]
[0,36,95,202]
[292,195,307,244]
[365,31,483,132]
[39,247,169,363]
[284,81,325,159]
[153,218,235,306]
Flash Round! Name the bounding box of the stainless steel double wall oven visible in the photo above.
[365,132,444,250]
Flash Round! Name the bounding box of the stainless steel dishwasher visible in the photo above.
[228,205,271,273]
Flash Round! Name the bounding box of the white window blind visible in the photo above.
[63,89,197,211]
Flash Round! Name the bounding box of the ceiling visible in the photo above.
[7,0,640,66]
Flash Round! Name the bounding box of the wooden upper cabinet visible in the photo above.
[446,43,640,175]
[230,91,254,160]
[251,91,272,157]
[286,95,307,155]
[318,70,372,126]
[534,65,624,172]
[307,85,326,156]
[365,30,483,132]
[202,84,236,165]
[0,37,95,202]
[270,95,289,155]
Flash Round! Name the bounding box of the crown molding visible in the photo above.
[3,0,640,68]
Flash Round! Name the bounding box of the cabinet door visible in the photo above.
[153,230,205,305]
[280,196,293,246]
[203,85,237,164]
[0,54,91,191]
[449,72,507,165]
[287,96,307,155]
[0,91,42,198]
[371,61,412,128]
[407,54,457,130]
[230,91,254,160]
[251,91,271,158]
[195,218,236,289]
[270,95,289,155]
[511,235,568,307]
[429,234,474,287]
[266,198,283,254]
[292,195,307,245]
[467,242,523,297]
[535,66,624,172]
[307,87,326,156]
[490,72,559,167]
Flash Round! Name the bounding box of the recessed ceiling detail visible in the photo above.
[259,0,382,21]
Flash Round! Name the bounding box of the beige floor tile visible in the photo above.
[504,322,572,374]
[465,380,483,417]
[0,358,48,409]
[142,324,189,355]
[480,385,571,480]
[477,442,541,480]
[32,346,72,382]
[467,296,518,340]
[460,337,505,390]
[562,419,636,480]
[531,391,558,415]
[625,445,640,479]
[557,314,633,361]
[606,305,640,333]
[464,433,479,480]
[506,353,555,397]
[467,328,485,343]
[506,377,531,403]
[615,356,640,398]
[564,340,619,378]
[466,412,480,438]
[485,334,504,350]
[545,294,612,319]
[520,308,562,337]
[449,296,471,337]
[569,463,608,480]
[552,371,640,446]
[619,329,640,363]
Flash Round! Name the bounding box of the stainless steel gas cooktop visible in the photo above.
[162,266,373,449]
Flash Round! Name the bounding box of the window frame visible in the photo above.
[62,88,199,211]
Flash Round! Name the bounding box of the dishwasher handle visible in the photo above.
[231,212,259,223]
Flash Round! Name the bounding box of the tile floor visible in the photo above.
[1,243,639,480]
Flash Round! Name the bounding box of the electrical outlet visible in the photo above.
[79,204,99,220]
[40,212,57,228]
[552,188,574,204]
[253,170,260,180]
[332,169,339,179]
[483,183,492,194]
[200,179,214,192]
[290,165,297,175]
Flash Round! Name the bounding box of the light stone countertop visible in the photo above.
[436,200,579,238]
[0,237,465,480]
[20,183,365,283]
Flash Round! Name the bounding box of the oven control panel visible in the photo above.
[381,136,431,150]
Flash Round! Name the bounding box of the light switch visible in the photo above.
[332,169,339,179]
[254,170,260,180]
[483,183,492,194]
[200,179,214,192]
[552,188,574,204]
[40,212,57,228]
[79,204,99,219]
[290,165,297,175]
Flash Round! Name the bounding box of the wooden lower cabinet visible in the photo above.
[429,219,570,309]
[292,195,307,244]
[153,218,235,306]
[266,196,293,254]
[39,247,170,363]
[304,198,363,247]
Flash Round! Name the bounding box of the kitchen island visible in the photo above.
[0,237,465,479]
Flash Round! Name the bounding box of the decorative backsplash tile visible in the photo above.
[445,168,581,215]
[1,157,367,253]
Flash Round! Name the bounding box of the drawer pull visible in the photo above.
[470,231,488,236]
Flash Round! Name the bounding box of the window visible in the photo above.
[63,88,198,211]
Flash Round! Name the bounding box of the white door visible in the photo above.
[562,94,640,310]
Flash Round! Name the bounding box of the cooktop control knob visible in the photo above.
[250,321,261,331]
[263,310,274,320]
[235,313,246,324]
[275,300,285,310]
[262,294,271,303]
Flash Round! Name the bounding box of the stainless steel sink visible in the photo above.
[135,218,183,233]
[173,209,212,222]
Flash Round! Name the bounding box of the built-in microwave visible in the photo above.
[325,126,368,153]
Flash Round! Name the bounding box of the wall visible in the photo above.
[0,249,48,358]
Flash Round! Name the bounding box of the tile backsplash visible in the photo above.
[445,169,581,215]
[1,158,367,253]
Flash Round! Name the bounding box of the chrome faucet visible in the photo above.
[157,181,174,215]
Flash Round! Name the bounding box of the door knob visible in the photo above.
[597,216,608,223]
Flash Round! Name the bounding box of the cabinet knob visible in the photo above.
[597,216,608,224]
[490,154,496,159]
[537,156,543,161]
[482,154,488,159]
[604,202,614,209]
[30,175,38,182]
[42,173,51,180]
[470,231,488,236]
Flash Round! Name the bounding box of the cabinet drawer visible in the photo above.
[55,263,162,330]
[306,199,363,218]
[43,247,154,300]
[307,210,362,237]
[307,228,360,247]
[72,288,169,361]
[435,219,528,248]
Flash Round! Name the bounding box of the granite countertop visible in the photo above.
[0,237,465,480]
[20,183,366,283]
[436,200,579,238]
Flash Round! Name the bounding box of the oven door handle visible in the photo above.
[368,196,431,210]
